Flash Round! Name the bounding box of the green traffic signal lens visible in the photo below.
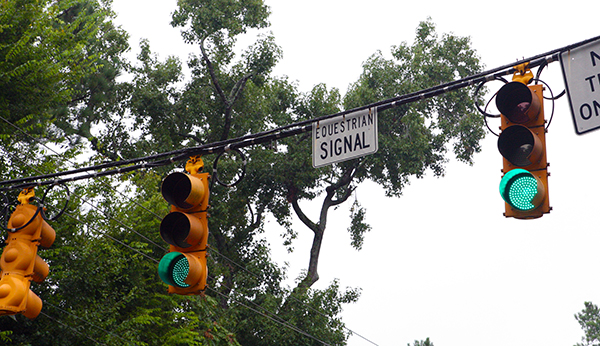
[158,252,191,288]
[171,256,190,288]
[499,169,542,211]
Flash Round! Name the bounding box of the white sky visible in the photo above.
[112,1,600,345]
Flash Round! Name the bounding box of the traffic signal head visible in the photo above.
[1,197,55,319]
[158,169,210,295]
[496,81,550,219]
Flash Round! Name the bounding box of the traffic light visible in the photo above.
[0,188,55,319]
[496,78,550,219]
[158,156,210,295]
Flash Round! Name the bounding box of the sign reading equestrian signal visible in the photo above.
[312,108,378,168]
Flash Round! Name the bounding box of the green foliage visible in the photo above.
[171,0,270,45]
[0,331,12,343]
[1,0,487,344]
[575,302,600,346]
[231,279,360,346]
[348,199,371,250]
[0,0,130,162]
[344,18,486,198]
[409,338,434,346]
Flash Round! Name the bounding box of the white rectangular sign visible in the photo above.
[312,108,378,168]
[560,38,600,134]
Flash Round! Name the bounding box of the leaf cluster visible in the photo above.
[344,18,486,198]
[575,302,600,346]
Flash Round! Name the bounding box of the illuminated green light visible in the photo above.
[499,169,540,211]
[158,252,191,288]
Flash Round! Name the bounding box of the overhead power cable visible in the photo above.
[2,33,599,192]
[210,248,380,346]
[208,286,335,346]
[2,150,167,254]
[39,312,108,345]
[0,116,163,222]
[3,140,376,345]
[45,303,134,345]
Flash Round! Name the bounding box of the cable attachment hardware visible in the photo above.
[185,155,205,175]
[17,187,35,205]
[511,62,534,84]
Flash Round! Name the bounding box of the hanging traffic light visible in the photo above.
[158,156,210,295]
[496,73,551,219]
[0,188,55,319]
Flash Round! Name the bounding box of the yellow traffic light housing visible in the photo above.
[496,77,551,219]
[158,156,210,295]
[0,188,55,319]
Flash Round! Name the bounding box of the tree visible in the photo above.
[2,0,486,344]
[410,338,435,346]
[575,302,600,346]
[2,0,357,344]
[269,19,486,288]
[117,4,485,344]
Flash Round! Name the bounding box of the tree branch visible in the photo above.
[287,184,318,233]
[221,72,254,141]
[329,162,361,206]
[229,72,253,104]
[296,162,363,288]
[199,36,227,106]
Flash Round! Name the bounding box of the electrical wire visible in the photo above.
[1,157,159,343]
[4,157,377,346]
[58,209,339,346]
[2,147,161,261]
[535,59,566,101]
[211,147,247,188]
[536,78,557,130]
[0,114,163,221]
[45,303,134,345]
[39,311,108,345]
[68,217,343,346]
[41,183,70,222]
[208,286,334,346]
[3,149,168,253]
[3,33,600,192]
[3,159,346,346]
[4,33,599,346]
[62,209,161,263]
[209,248,380,346]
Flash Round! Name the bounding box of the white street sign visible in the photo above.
[312,108,378,168]
[560,38,600,134]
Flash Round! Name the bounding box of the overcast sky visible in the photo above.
[112,1,600,345]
